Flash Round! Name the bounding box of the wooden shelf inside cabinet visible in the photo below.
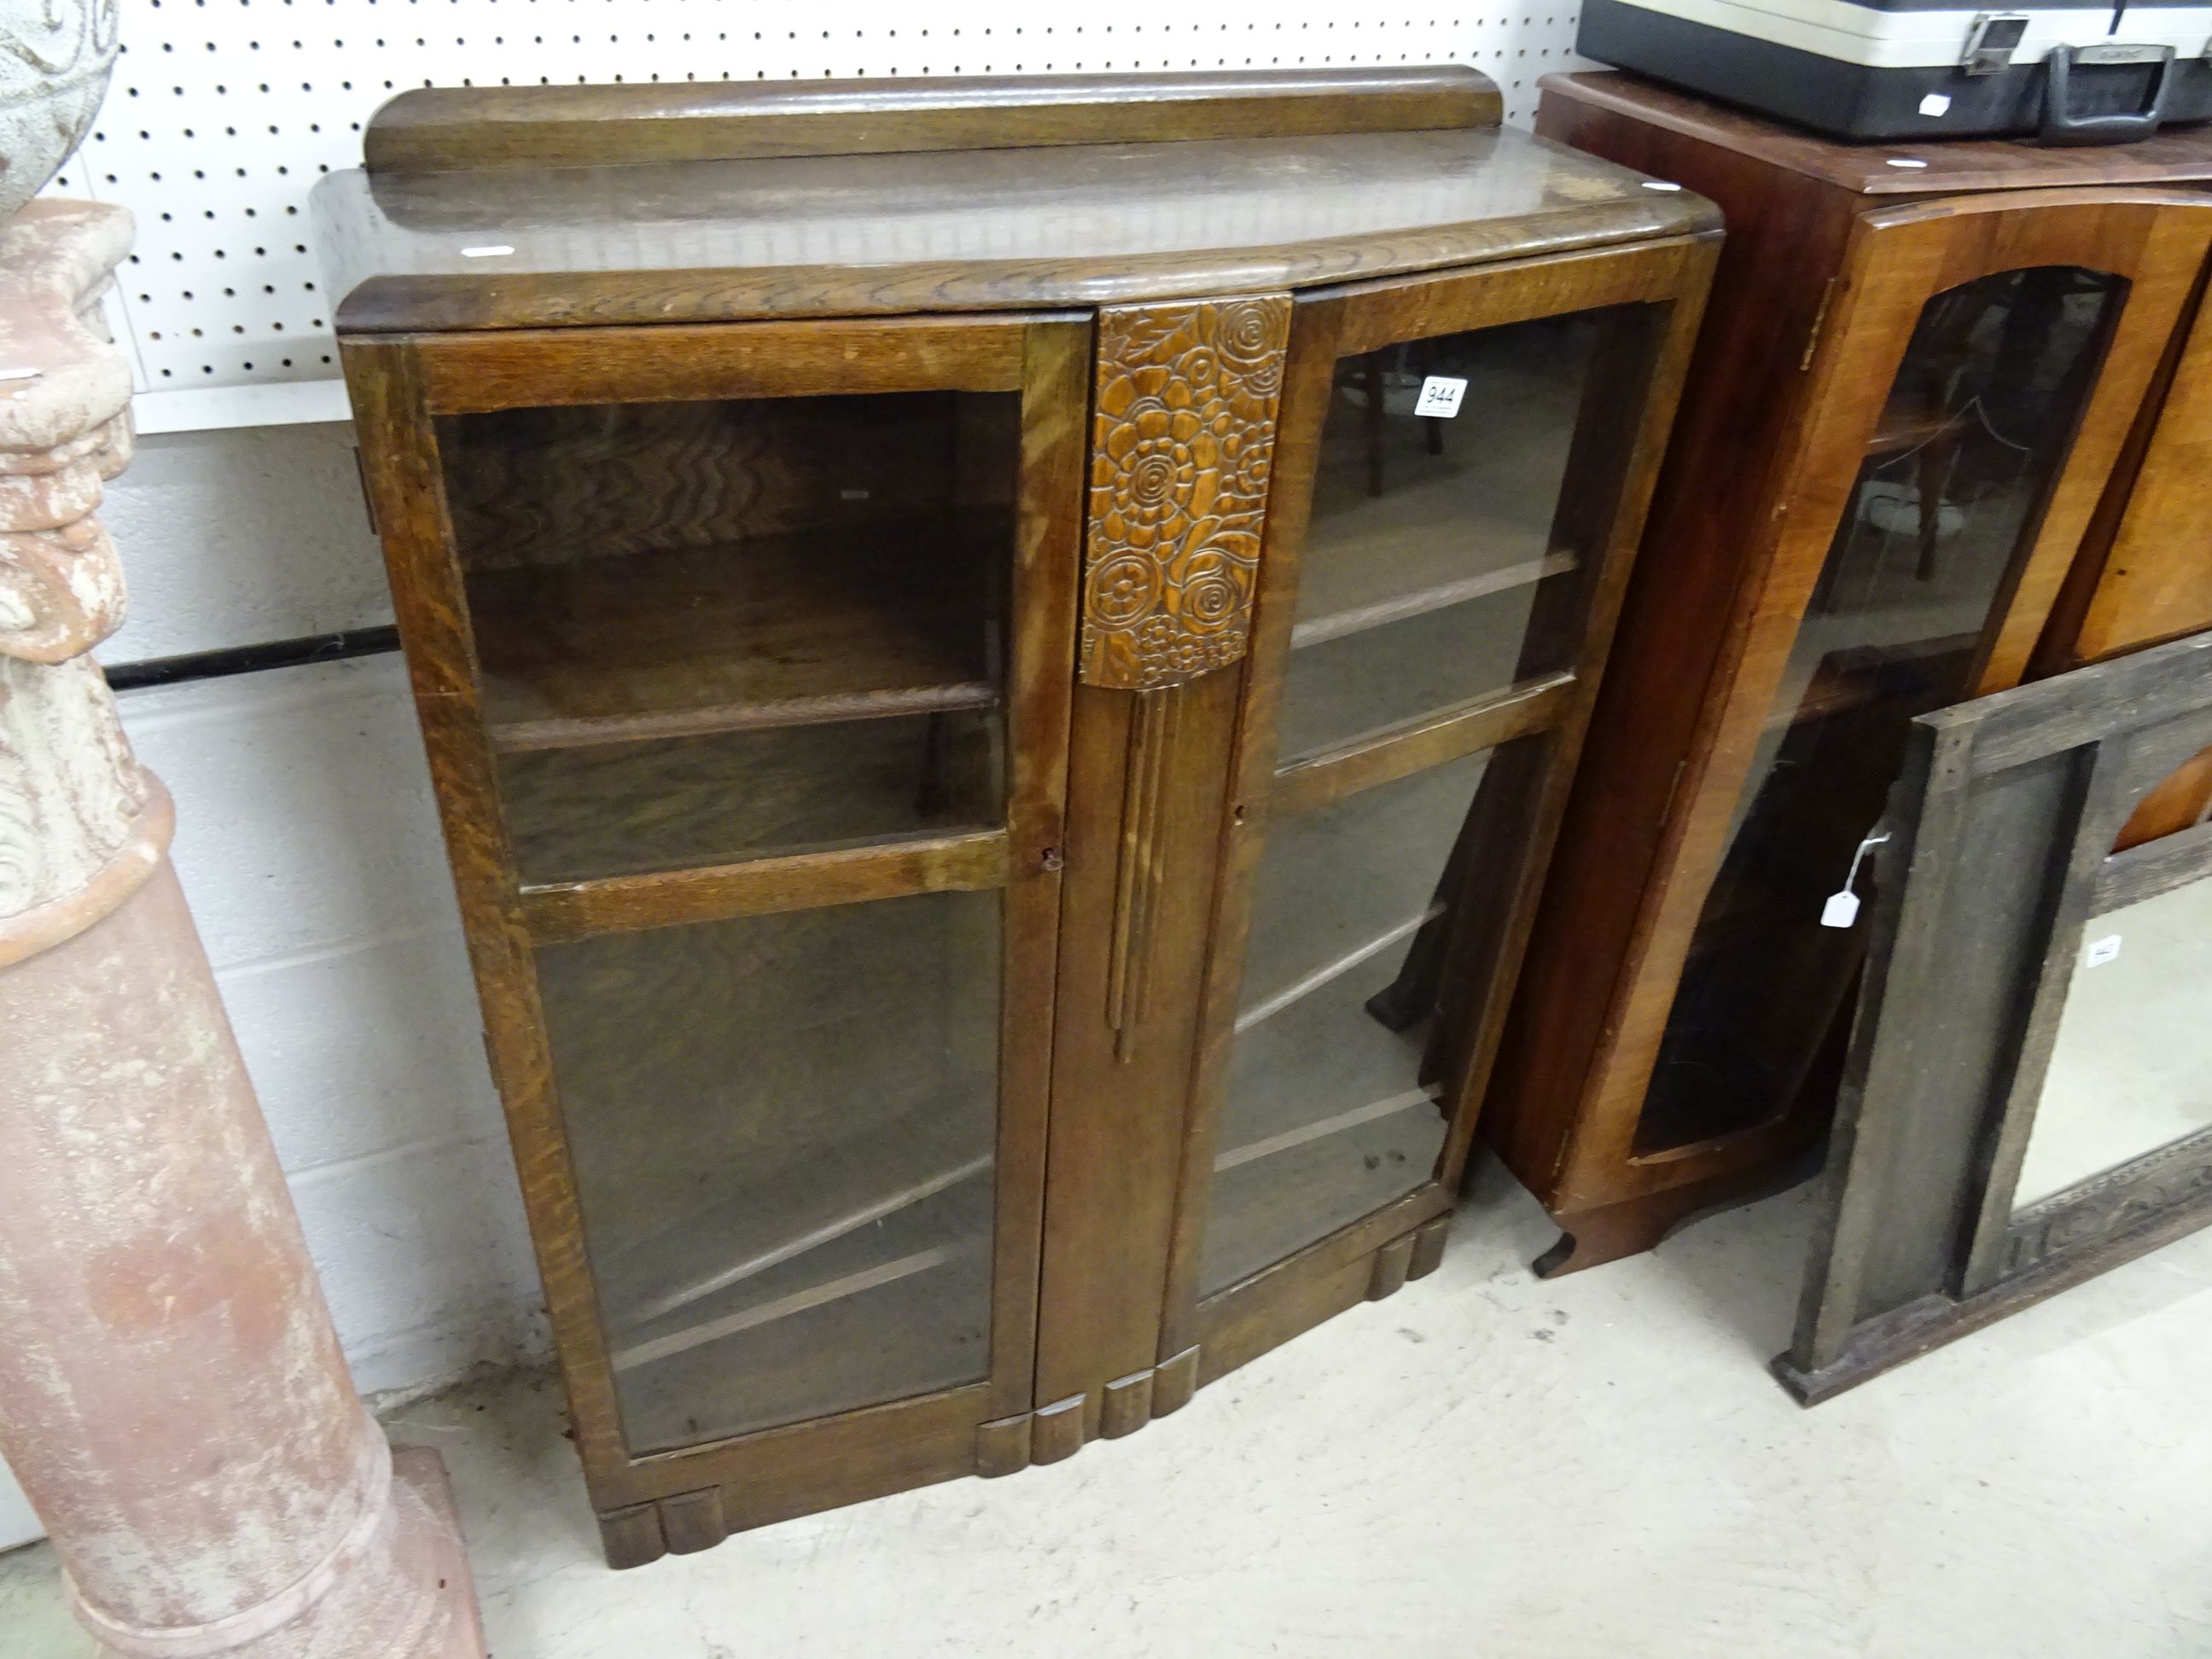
[1864,398,1965,457]
[1204,946,1451,1295]
[610,1207,993,1451]
[1294,467,1576,655]
[605,1152,994,1417]
[1290,550,1577,652]
[589,1098,995,1348]
[1220,952,1442,1167]
[1756,632,1977,736]
[468,515,1004,753]
[1239,754,1481,1027]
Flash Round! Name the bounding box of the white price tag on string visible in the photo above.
[2086,934,2122,967]
[1819,824,1892,929]
[1414,375,1467,419]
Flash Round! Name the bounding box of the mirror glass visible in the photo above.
[2015,875,2212,1208]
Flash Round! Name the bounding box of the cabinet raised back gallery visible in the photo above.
[316,67,1717,1565]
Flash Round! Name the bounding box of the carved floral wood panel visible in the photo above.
[1079,296,1291,690]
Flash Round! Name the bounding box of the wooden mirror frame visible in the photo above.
[1778,629,2212,1404]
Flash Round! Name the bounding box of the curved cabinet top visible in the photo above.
[312,67,1718,333]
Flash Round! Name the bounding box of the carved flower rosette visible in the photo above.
[1079,297,1291,690]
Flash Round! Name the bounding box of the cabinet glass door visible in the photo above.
[1203,314,1601,1301]
[1638,266,2123,1154]
[451,390,1015,887]
[444,385,1014,1451]
[413,318,1080,1464]
[1188,269,1697,1304]
[1201,750,1484,1291]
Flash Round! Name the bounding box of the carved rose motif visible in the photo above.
[1097,367,1214,550]
[1087,549,1161,629]
[1175,538,1257,637]
[1212,300,1287,396]
[1079,297,1291,690]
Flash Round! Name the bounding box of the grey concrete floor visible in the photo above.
[5,1161,2209,1657]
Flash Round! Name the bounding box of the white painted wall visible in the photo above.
[100,424,394,662]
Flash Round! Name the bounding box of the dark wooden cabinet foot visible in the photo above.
[596,1503,667,1571]
[1531,1184,1722,1278]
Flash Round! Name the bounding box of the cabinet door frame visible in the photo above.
[1155,231,1717,1377]
[341,310,1089,1559]
[1543,188,2212,1237]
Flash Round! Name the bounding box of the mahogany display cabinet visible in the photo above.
[315,67,1718,1564]
[1488,70,2212,1274]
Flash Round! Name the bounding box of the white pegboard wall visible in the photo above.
[55,2,1587,428]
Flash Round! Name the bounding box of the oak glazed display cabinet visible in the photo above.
[316,67,1716,1565]
[1487,72,2212,1275]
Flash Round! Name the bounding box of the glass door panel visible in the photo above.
[1200,303,1629,1294]
[439,388,1018,882]
[436,380,1027,1453]
[1201,754,1484,1294]
[1639,265,2124,1153]
[1276,314,1602,758]
[535,890,1003,1451]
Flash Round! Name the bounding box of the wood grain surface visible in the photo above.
[315,124,1716,331]
[365,66,1505,172]
[1542,72,2212,198]
[331,68,1726,1557]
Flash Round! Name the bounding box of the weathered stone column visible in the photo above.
[0,201,486,1658]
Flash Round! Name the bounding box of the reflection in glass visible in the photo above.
[1640,266,2124,1153]
[2016,879,2212,1208]
[1277,316,1601,758]
[537,890,1003,1452]
[1200,755,1486,1293]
